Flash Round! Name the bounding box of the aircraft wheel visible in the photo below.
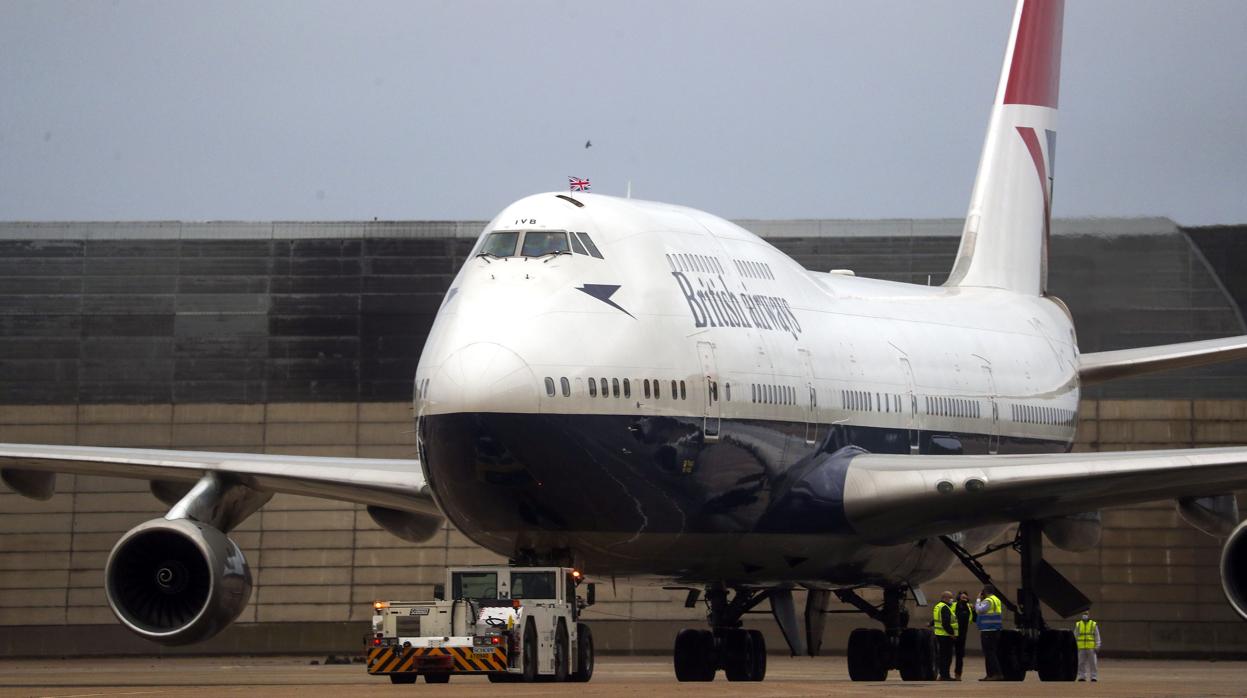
[1037,628,1077,681]
[846,628,890,681]
[897,627,935,681]
[388,674,416,684]
[723,629,754,681]
[997,629,1028,681]
[571,622,594,682]
[747,629,767,681]
[674,628,716,681]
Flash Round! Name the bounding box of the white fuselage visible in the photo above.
[414,192,1077,585]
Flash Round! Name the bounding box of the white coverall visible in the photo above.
[1077,622,1101,681]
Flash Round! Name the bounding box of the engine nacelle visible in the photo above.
[105,517,252,646]
[1220,519,1247,621]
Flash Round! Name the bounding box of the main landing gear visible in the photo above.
[672,586,768,681]
[838,585,936,681]
[940,520,1090,682]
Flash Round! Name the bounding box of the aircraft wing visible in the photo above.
[843,446,1247,544]
[0,442,435,516]
[1079,335,1247,384]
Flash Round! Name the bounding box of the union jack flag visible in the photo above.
[568,176,590,192]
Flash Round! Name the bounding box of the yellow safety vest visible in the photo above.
[933,601,958,637]
[1075,619,1098,650]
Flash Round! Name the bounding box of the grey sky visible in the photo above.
[1,0,1245,225]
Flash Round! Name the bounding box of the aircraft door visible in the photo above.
[696,342,721,441]
[982,365,1000,454]
[798,349,817,445]
[899,357,919,455]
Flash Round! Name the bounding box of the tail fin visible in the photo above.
[946,0,1064,295]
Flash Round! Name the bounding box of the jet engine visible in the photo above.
[1221,519,1247,621]
[105,517,252,645]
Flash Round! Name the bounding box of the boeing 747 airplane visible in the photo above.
[4,0,1247,683]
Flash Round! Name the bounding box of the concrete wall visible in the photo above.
[2,399,1245,658]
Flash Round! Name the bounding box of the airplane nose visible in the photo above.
[432,342,538,413]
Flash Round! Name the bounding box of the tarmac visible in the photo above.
[0,655,1243,697]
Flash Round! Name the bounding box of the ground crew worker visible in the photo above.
[933,591,959,680]
[953,590,973,680]
[1075,610,1101,682]
[975,584,1004,681]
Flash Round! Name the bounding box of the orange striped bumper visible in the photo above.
[367,645,509,674]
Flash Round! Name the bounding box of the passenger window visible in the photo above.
[671,380,678,398]
[601,377,609,398]
[480,231,520,257]
[544,377,555,397]
[752,384,758,403]
[680,380,687,400]
[623,378,631,398]
[644,379,651,399]
[561,377,570,397]
[613,378,620,398]
[521,231,570,257]
[576,232,604,259]
[589,379,597,397]
[654,380,661,399]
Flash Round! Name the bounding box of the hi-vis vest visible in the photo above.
[1075,619,1098,650]
[933,601,959,637]
[976,595,1003,631]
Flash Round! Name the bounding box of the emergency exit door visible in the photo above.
[982,365,1000,454]
[899,357,920,454]
[697,342,721,441]
[799,348,817,445]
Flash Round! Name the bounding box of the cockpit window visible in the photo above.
[575,232,603,259]
[569,232,588,255]
[480,231,519,257]
[521,231,570,257]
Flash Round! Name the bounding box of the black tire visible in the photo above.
[747,629,767,681]
[1037,629,1067,681]
[673,628,715,681]
[846,628,890,682]
[997,629,1028,681]
[521,619,539,683]
[897,627,935,681]
[723,629,751,682]
[572,622,594,682]
[488,672,520,683]
[424,673,450,683]
[1060,629,1079,681]
[389,674,416,684]
[553,620,570,682]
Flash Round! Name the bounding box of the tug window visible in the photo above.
[521,231,570,257]
[560,377,571,397]
[544,377,555,396]
[480,231,519,257]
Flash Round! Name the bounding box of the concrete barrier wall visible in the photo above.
[2,399,1245,657]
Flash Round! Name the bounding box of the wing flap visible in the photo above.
[843,447,1247,543]
[1079,335,1247,384]
[0,443,435,515]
